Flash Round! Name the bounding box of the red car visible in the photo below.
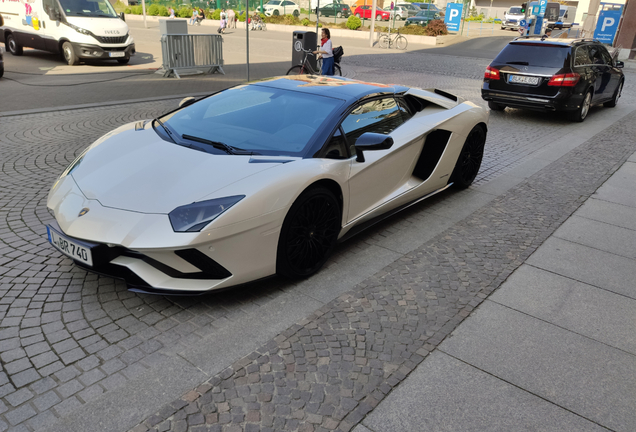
[353,5,390,20]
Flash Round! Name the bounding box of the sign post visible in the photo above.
[593,6,623,45]
[444,3,463,32]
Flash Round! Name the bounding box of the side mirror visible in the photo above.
[120,12,126,21]
[179,97,197,108]
[615,60,624,69]
[354,132,393,163]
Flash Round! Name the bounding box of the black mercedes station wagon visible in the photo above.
[482,37,625,122]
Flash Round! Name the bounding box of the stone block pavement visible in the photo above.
[0,52,635,432]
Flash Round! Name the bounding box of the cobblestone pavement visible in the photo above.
[0,52,635,432]
[128,111,636,432]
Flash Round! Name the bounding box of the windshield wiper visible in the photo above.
[182,134,257,155]
[506,61,530,65]
[152,118,177,144]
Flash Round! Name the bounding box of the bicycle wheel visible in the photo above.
[286,65,305,75]
[316,58,323,74]
[379,35,390,49]
[396,35,408,50]
[334,64,342,76]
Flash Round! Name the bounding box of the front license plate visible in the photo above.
[47,226,93,266]
[109,52,125,58]
[509,75,540,85]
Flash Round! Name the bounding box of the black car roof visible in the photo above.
[511,37,602,47]
[251,76,408,103]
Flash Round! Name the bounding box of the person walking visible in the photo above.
[227,9,236,29]
[168,6,175,18]
[314,28,334,76]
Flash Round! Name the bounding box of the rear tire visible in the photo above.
[396,35,408,50]
[336,11,342,18]
[334,64,342,76]
[568,90,592,122]
[7,34,23,56]
[286,65,304,75]
[276,187,341,279]
[603,80,622,108]
[379,35,390,48]
[488,101,506,111]
[450,125,486,189]
[355,13,361,18]
[62,41,79,65]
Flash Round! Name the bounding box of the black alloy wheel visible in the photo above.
[488,101,506,111]
[277,187,341,278]
[604,80,623,108]
[568,90,592,122]
[7,34,23,56]
[450,125,486,189]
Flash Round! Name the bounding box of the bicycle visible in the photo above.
[379,29,408,50]
[286,48,342,76]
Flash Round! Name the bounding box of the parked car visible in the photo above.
[412,2,443,16]
[45,76,488,294]
[500,6,525,30]
[0,45,4,79]
[353,5,390,20]
[264,0,300,16]
[317,3,352,18]
[404,10,441,26]
[482,37,625,122]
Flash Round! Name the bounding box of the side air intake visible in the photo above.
[412,130,452,181]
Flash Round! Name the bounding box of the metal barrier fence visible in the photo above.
[160,33,225,78]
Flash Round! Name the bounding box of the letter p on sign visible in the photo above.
[450,9,459,19]
[601,17,615,32]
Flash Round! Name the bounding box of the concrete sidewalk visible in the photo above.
[358,151,636,431]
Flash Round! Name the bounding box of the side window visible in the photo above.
[322,127,348,159]
[599,46,613,65]
[43,0,61,18]
[588,45,606,65]
[574,46,591,66]
[396,98,412,122]
[341,98,405,154]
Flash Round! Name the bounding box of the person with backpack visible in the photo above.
[313,28,334,76]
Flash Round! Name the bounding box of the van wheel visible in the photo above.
[62,41,79,65]
[7,34,24,56]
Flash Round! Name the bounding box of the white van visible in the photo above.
[556,5,576,29]
[0,0,135,65]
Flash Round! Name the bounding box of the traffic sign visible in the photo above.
[444,3,463,32]
[594,8,623,44]
[519,19,527,27]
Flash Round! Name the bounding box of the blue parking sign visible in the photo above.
[594,9,622,44]
[444,3,463,32]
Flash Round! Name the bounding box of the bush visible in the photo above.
[424,19,447,36]
[399,25,428,35]
[301,17,310,26]
[263,13,298,25]
[124,7,132,14]
[113,0,126,13]
[131,5,142,14]
[346,15,361,30]
[147,4,160,15]
[158,5,169,16]
[178,7,193,18]
[210,9,221,19]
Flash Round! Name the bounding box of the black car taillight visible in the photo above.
[484,65,500,80]
[547,72,580,87]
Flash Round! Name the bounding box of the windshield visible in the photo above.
[496,43,571,68]
[161,85,343,157]
[59,0,117,17]
[508,7,523,14]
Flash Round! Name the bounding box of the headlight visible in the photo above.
[67,22,92,36]
[169,195,245,233]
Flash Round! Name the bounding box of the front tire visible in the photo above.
[568,90,592,122]
[62,41,79,65]
[396,35,408,50]
[293,9,299,17]
[117,58,130,64]
[276,187,341,278]
[273,9,280,15]
[450,125,486,189]
[375,14,382,20]
[603,80,622,108]
[7,34,23,56]
[334,64,342,76]
[286,65,304,75]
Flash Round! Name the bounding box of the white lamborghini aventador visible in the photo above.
[46,76,489,294]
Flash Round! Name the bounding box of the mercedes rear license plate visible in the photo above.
[47,225,93,266]
[509,75,540,85]
[109,52,125,58]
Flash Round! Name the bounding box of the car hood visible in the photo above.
[65,16,130,37]
[70,125,283,214]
